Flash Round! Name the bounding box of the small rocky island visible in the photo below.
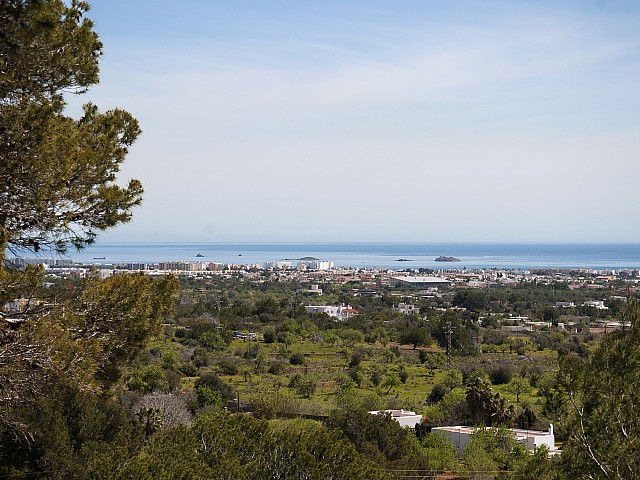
[395,258,412,262]
[435,255,461,262]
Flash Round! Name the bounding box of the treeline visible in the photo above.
[174,275,602,359]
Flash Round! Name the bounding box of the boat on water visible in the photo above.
[93,257,106,260]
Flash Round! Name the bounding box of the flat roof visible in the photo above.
[369,409,422,418]
[433,426,551,438]
[392,276,451,283]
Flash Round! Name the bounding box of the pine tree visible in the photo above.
[559,299,640,478]
[0,0,142,258]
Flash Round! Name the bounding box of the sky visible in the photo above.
[69,0,640,243]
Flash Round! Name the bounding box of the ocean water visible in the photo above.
[60,243,640,270]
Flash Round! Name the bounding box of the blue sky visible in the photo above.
[73,1,640,242]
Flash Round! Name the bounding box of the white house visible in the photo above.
[555,301,575,308]
[305,304,357,321]
[297,260,334,270]
[368,410,424,428]
[393,303,421,315]
[432,425,558,455]
[264,261,292,269]
[2,298,28,313]
[390,276,452,288]
[583,300,608,310]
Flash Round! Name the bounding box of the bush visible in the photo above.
[389,345,401,358]
[289,352,306,365]
[179,363,198,377]
[243,343,260,360]
[263,328,276,344]
[251,394,306,420]
[217,360,239,376]
[370,368,383,387]
[347,367,364,387]
[191,347,210,368]
[196,384,223,408]
[427,383,450,404]
[461,366,486,385]
[461,426,528,474]
[442,369,463,390]
[162,350,178,369]
[277,331,295,346]
[418,350,429,363]
[349,350,363,368]
[250,395,278,419]
[268,361,285,375]
[420,433,458,472]
[489,364,513,385]
[327,409,423,469]
[127,365,169,393]
[166,369,182,392]
[194,373,233,401]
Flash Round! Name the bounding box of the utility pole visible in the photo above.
[447,319,452,370]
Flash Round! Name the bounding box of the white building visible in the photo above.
[390,276,452,288]
[583,300,608,310]
[369,410,424,428]
[264,261,292,269]
[432,425,558,454]
[297,260,334,270]
[298,284,323,295]
[158,261,205,271]
[501,325,533,333]
[8,257,72,268]
[305,304,357,321]
[555,301,575,308]
[2,298,29,313]
[394,303,421,315]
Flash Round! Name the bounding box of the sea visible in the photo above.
[56,243,640,271]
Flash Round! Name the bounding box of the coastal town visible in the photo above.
[9,254,638,288]
[5,255,637,334]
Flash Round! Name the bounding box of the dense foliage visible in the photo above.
[0,0,142,255]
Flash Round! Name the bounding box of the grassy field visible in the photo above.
[147,333,558,421]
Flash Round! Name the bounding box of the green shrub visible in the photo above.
[268,361,285,375]
[427,383,450,404]
[196,385,223,408]
[263,328,276,343]
[194,373,233,401]
[489,364,513,385]
[127,365,169,393]
[179,363,198,377]
[217,360,239,375]
[289,352,305,365]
